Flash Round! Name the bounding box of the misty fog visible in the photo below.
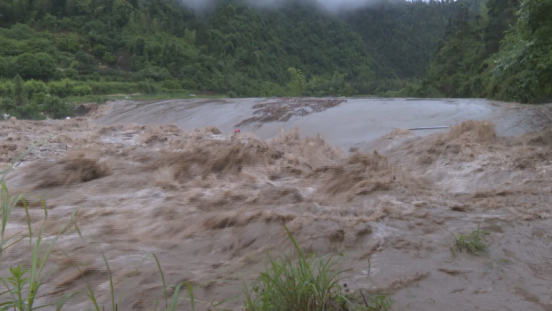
[180,0,383,13]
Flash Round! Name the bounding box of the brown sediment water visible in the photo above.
[1,98,552,311]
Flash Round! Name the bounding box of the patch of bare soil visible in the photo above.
[236,97,346,127]
[1,118,552,311]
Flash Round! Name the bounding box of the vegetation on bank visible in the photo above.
[403,0,552,103]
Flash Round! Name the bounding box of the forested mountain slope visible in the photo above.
[343,0,477,81]
[406,0,552,103]
[0,0,500,119]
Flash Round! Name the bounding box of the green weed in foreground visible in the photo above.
[243,226,393,311]
[0,179,78,310]
[451,225,490,254]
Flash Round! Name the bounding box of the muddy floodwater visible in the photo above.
[1,97,552,311]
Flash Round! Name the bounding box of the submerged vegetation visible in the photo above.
[451,226,491,255]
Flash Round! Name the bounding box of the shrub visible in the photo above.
[16,102,46,120]
[0,23,36,40]
[181,79,197,90]
[162,80,181,90]
[43,96,73,119]
[93,44,107,58]
[74,51,96,74]
[0,97,45,120]
[138,80,162,94]
[90,71,101,82]
[0,56,16,78]
[64,68,78,79]
[47,79,93,97]
[87,81,140,95]
[26,38,58,57]
[102,52,117,65]
[48,79,73,97]
[0,97,16,114]
[133,66,173,82]
[15,53,58,80]
[57,35,80,53]
[0,37,22,57]
[23,80,49,99]
[70,60,80,69]
[13,74,25,104]
[31,92,46,104]
[72,84,93,96]
[0,81,14,98]
[57,52,75,68]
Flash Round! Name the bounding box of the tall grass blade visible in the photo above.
[86,285,101,311]
[1,182,22,250]
[28,209,78,309]
[22,196,33,248]
[169,283,184,311]
[152,253,168,309]
[56,292,79,311]
[243,281,255,311]
[74,216,84,241]
[40,197,48,219]
[101,252,116,311]
[187,282,195,311]
[117,289,127,311]
[1,234,25,250]
[283,225,304,260]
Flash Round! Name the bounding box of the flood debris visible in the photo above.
[236,97,346,127]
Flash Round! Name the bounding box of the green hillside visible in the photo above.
[404,0,552,103]
[4,0,548,120]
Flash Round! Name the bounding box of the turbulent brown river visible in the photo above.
[1,97,552,310]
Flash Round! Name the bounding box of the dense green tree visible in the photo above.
[15,53,58,80]
[287,67,307,97]
[404,0,551,103]
[13,74,25,106]
[488,0,552,102]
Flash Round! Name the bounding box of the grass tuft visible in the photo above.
[243,225,392,311]
[451,225,490,254]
